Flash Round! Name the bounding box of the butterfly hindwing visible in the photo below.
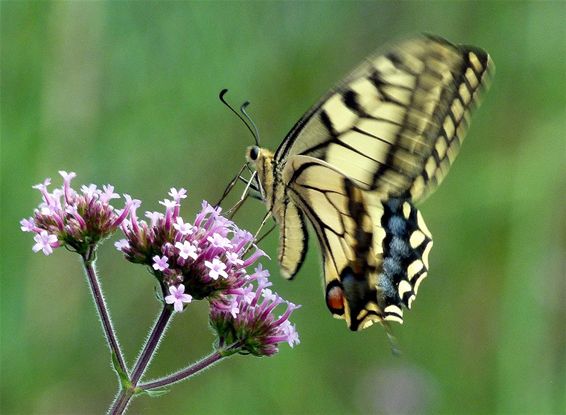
[281,155,380,328]
[277,199,309,279]
[280,155,434,330]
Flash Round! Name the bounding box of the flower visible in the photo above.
[175,241,198,260]
[210,267,301,357]
[173,217,193,235]
[207,233,232,249]
[118,189,268,302]
[114,239,130,250]
[32,230,60,255]
[169,187,187,201]
[204,258,228,280]
[165,284,193,312]
[152,255,169,272]
[22,172,132,256]
[20,217,36,232]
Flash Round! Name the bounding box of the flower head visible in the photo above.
[117,189,268,304]
[22,172,132,255]
[210,267,301,357]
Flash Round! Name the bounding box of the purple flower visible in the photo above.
[152,255,170,272]
[32,231,60,255]
[173,217,193,235]
[20,217,36,232]
[175,241,198,261]
[207,233,232,249]
[205,258,228,280]
[165,284,193,312]
[22,172,132,256]
[145,211,164,227]
[169,187,187,202]
[210,267,301,357]
[118,189,268,303]
[114,239,130,250]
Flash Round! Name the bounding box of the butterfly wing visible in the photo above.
[281,155,433,330]
[275,34,494,203]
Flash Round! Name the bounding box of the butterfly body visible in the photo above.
[245,34,493,330]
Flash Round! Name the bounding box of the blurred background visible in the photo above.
[1,2,564,414]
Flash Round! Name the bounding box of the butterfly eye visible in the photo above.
[248,146,260,161]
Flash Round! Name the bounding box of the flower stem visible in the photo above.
[108,306,173,415]
[81,247,128,378]
[138,343,240,391]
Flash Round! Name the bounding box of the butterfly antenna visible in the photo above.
[219,89,258,144]
[240,101,260,146]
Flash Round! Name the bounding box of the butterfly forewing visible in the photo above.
[275,35,494,203]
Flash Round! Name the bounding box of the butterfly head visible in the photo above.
[245,146,276,206]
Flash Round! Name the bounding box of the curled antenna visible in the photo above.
[240,101,260,146]
[219,89,259,145]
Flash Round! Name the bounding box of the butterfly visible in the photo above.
[235,34,493,331]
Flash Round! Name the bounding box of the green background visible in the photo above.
[2,2,565,414]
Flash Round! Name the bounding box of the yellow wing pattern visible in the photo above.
[246,35,493,330]
[281,155,433,330]
[275,34,493,203]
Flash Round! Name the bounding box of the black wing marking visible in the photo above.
[275,34,493,203]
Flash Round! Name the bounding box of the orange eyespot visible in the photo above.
[326,285,345,314]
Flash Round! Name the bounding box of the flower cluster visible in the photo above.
[21,171,132,256]
[23,177,302,357]
[116,188,267,305]
[210,266,300,357]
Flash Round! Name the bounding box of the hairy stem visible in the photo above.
[81,246,128,377]
[108,306,173,415]
[138,345,238,391]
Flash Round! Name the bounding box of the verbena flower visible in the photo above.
[165,284,193,312]
[21,172,132,256]
[116,188,268,307]
[210,266,301,357]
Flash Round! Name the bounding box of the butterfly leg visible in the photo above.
[226,170,258,219]
[215,162,249,208]
[243,211,273,255]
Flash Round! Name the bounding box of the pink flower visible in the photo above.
[100,185,120,203]
[118,188,268,304]
[226,251,244,267]
[20,217,36,232]
[165,284,192,312]
[22,172,132,255]
[145,211,164,226]
[152,255,169,272]
[114,239,129,251]
[173,217,193,235]
[207,233,232,249]
[205,258,228,280]
[168,187,187,202]
[175,241,198,260]
[32,231,59,255]
[210,268,301,357]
